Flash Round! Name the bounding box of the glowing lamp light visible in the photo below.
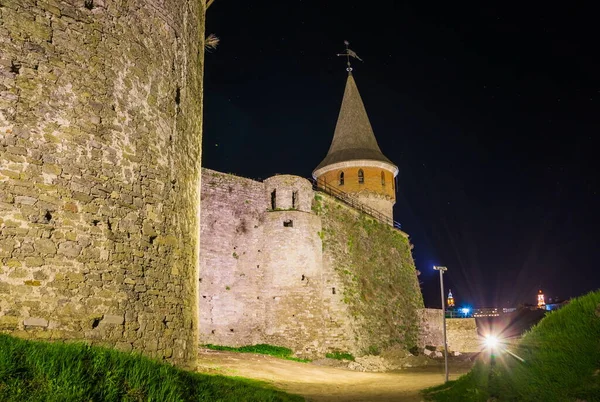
[484,335,499,348]
[461,307,470,315]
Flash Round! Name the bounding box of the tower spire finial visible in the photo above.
[337,40,363,73]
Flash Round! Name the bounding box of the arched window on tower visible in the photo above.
[358,169,364,184]
[270,189,276,210]
[339,171,345,185]
[381,171,385,185]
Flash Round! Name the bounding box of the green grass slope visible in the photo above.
[203,344,310,362]
[423,290,600,402]
[0,334,303,402]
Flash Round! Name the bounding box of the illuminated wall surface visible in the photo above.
[199,169,424,357]
[0,0,205,366]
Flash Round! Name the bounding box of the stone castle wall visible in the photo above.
[317,193,423,355]
[199,170,325,356]
[0,0,205,366]
[200,169,423,357]
[417,308,480,353]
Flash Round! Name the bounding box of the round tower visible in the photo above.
[0,1,205,366]
[312,72,398,223]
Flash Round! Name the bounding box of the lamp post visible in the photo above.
[434,265,449,383]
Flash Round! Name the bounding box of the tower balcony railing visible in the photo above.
[311,179,402,230]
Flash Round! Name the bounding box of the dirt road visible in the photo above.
[197,350,472,401]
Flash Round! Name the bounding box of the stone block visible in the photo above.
[115,341,133,352]
[57,241,82,258]
[0,239,16,257]
[25,256,45,267]
[0,316,19,330]
[23,317,49,327]
[34,238,57,255]
[15,196,37,205]
[102,315,125,325]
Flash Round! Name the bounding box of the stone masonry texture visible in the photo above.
[200,169,423,358]
[417,308,480,353]
[0,0,205,366]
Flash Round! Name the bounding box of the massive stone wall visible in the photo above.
[199,170,325,356]
[199,169,423,357]
[417,308,480,353]
[317,193,424,355]
[0,0,205,366]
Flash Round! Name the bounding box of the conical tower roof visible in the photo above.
[314,73,395,173]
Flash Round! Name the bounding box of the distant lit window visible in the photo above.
[358,169,364,184]
[339,171,344,185]
[381,171,385,185]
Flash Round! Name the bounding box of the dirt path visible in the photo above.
[197,350,472,401]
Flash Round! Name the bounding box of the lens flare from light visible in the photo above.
[484,335,499,348]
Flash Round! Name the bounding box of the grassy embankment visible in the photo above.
[423,290,600,401]
[0,334,303,402]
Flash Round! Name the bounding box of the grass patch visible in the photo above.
[204,344,311,363]
[0,334,303,402]
[423,290,600,401]
[325,352,355,361]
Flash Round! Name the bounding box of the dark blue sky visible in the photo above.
[202,1,599,308]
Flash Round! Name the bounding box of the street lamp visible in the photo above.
[433,265,449,383]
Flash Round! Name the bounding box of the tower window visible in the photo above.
[283,220,293,227]
[381,171,385,185]
[292,191,298,209]
[271,189,276,210]
[339,171,344,185]
[358,169,364,184]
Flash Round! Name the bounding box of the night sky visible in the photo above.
[202,1,599,309]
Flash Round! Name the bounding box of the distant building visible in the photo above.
[447,289,455,308]
[537,289,546,309]
[472,307,501,318]
[545,299,569,311]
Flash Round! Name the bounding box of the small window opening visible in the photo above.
[175,86,181,106]
[10,62,21,75]
[230,328,234,332]
[283,219,293,227]
[91,318,101,328]
[211,330,215,334]
[292,190,298,209]
[358,169,364,184]
[84,0,94,10]
[332,287,336,294]
[301,275,305,281]
[381,171,385,185]
[271,189,276,209]
[44,211,52,223]
[339,171,345,185]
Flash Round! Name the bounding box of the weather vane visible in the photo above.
[337,40,363,72]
